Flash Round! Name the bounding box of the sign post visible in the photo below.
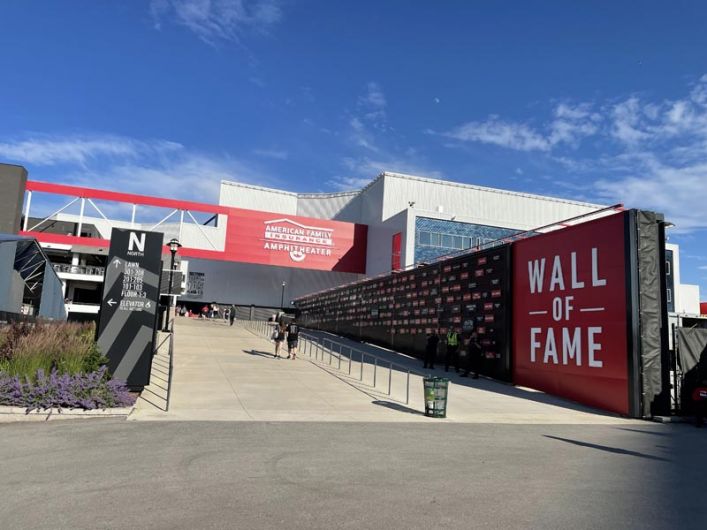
[97,228,163,389]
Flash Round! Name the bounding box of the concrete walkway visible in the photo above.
[131,318,641,424]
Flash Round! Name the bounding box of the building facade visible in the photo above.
[4,166,701,319]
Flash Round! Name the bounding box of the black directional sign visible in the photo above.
[97,228,163,389]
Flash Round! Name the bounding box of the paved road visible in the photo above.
[2,420,705,529]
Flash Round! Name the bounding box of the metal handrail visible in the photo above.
[301,332,425,405]
[240,319,423,405]
[165,318,176,411]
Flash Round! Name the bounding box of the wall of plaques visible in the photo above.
[295,245,512,381]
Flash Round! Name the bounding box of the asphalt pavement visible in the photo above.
[2,419,705,529]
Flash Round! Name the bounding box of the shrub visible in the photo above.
[0,367,135,411]
[0,321,107,380]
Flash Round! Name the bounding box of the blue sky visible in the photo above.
[1,1,707,295]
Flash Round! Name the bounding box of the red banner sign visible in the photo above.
[512,212,630,415]
[225,209,367,273]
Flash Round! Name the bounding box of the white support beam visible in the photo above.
[23,190,32,231]
[28,197,80,232]
[76,198,86,236]
[186,210,218,250]
[87,198,110,221]
[178,209,185,242]
[149,209,177,231]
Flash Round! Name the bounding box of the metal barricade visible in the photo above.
[237,321,423,406]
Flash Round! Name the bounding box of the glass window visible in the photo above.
[453,236,464,249]
[463,237,472,249]
[442,234,454,248]
[419,231,431,246]
[430,233,440,246]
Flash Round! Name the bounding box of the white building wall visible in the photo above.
[297,192,358,219]
[219,181,297,214]
[679,284,701,315]
[379,172,604,229]
[365,209,409,276]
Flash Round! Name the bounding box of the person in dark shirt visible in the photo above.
[461,331,482,379]
[229,304,236,326]
[273,321,286,358]
[424,330,440,370]
[286,319,300,360]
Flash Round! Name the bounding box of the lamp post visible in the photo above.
[163,238,182,331]
[280,281,287,310]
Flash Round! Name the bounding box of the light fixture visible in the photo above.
[168,238,182,253]
[163,238,182,331]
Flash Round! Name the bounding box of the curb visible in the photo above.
[0,405,135,422]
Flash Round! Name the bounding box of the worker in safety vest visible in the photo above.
[445,328,460,373]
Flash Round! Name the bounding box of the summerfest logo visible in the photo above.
[263,219,334,262]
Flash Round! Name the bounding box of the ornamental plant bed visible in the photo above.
[0,321,136,413]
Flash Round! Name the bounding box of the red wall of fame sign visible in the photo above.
[512,212,630,415]
[225,208,368,273]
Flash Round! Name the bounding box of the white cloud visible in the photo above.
[359,81,387,109]
[1,132,279,204]
[611,97,655,145]
[334,156,442,191]
[348,117,380,152]
[444,116,552,151]
[594,159,707,231]
[0,135,181,166]
[440,75,707,154]
[150,0,283,44]
[357,81,388,128]
[443,102,601,152]
[338,82,441,190]
[326,175,374,191]
[95,153,269,203]
[549,103,601,146]
[434,74,707,232]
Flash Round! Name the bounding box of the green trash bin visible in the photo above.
[423,376,449,418]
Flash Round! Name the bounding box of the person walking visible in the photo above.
[445,328,460,373]
[424,329,440,370]
[229,304,236,326]
[273,321,286,358]
[285,318,300,360]
[461,330,482,379]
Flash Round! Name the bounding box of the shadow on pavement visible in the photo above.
[304,329,622,418]
[617,427,672,437]
[371,400,425,416]
[245,349,277,359]
[544,435,670,462]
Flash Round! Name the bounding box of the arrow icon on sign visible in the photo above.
[113,259,121,269]
[107,299,117,307]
